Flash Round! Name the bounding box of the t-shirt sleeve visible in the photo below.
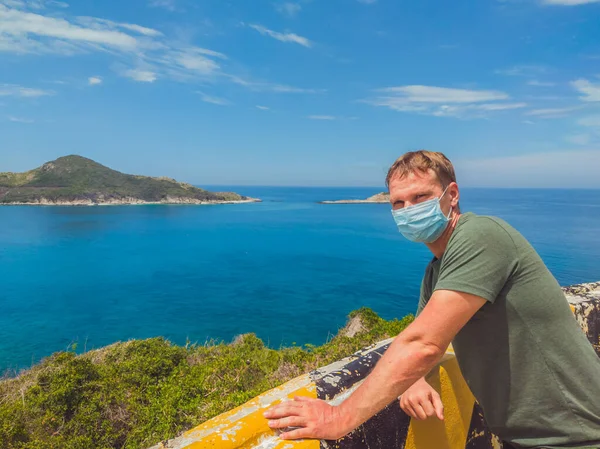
[433,218,518,303]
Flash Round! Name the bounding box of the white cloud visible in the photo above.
[275,2,301,17]
[428,102,526,118]
[0,5,139,51]
[148,0,176,11]
[124,69,157,82]
[527,80,556,87]
[0,3,224,83]
[565,134,591,145]
[542,0,600,5]
[525,105,584,118]
[228,75,324,94]
[196,91,229,105]
[88,76,102,85]
[0,83,54,97]
[256,105,269,110]
[472,102,527,111]
[75,17,163,37]
[577,115,600,127]
[308,115,336,120]
[8,115,34,122]
[376,85,508,103]
[117,23,161,36]
[270,84,322,93]
[249,24,312,48]
[495,65,547,77]
[458,150,600,188]
[167,48,223,74]
[0,0,68,9]
[571,79,600,101]
[1,2,310,92]
[365,85,521,118]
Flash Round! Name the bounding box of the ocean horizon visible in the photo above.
[1,186,599,372]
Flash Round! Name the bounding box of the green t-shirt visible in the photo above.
[417,212,600,449]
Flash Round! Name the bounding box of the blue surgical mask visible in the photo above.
[391,187,452,243]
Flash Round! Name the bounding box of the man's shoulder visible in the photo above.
[455,212,515,237]
[450,212,521,253]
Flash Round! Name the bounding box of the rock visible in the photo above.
[341,315,368,338]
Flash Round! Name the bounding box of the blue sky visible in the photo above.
[1,0,600,187]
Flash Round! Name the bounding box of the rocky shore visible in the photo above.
[0,196,262,206]
[320,192,389,204]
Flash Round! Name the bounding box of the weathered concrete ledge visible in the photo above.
[150,281,600,449]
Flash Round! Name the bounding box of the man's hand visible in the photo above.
[399,377,444,421]
[264,396,351,440]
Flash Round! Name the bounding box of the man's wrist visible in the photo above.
[336,402,361,436]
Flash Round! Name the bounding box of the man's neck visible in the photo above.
[426,211,462,259]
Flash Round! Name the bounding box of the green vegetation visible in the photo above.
[0,308,413,449]
[0,155,250,204]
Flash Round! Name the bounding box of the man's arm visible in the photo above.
[335,289,486,432]
[265,289,486,440]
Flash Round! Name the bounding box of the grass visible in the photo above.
[0,308,413,449]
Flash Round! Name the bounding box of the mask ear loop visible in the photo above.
[439,185,449,200]
[440,185,453,219]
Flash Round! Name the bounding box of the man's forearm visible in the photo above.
[338,334,444,431]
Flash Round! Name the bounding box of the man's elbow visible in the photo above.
[404,340,446,374]
[417,342,445,365]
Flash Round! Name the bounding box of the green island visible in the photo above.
[0,155,258,206]
[320,192,390,204]
[0,309,412,449]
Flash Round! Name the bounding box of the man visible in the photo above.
[264,150,600,448]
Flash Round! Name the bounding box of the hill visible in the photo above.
[0,156,258,205]
[320,192,389,204]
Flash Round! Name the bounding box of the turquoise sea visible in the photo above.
[1,187,599,371]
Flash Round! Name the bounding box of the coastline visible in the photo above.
[319,192,389,204]
[319,199,388,204]
[0,197,262,206]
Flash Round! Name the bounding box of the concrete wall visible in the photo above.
[150,282,600,449]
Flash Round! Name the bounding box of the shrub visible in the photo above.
[0,309,413,449]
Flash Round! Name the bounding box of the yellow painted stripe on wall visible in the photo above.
[404,356,475,449]
[181,379,319,449]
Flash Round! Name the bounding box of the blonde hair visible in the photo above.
[386,150,457,188]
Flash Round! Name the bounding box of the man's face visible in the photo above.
[388,169,455,215]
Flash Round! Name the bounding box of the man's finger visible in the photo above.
[268,416,307,429]
[413,403,428,420]
[264,403,302,419]
[431,393,445,420]
[293,395,314,402]
[280,427,313,440]
[420,398,435,418]
[402,402,419,420]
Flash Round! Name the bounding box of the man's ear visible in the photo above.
[450,182,460,207]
